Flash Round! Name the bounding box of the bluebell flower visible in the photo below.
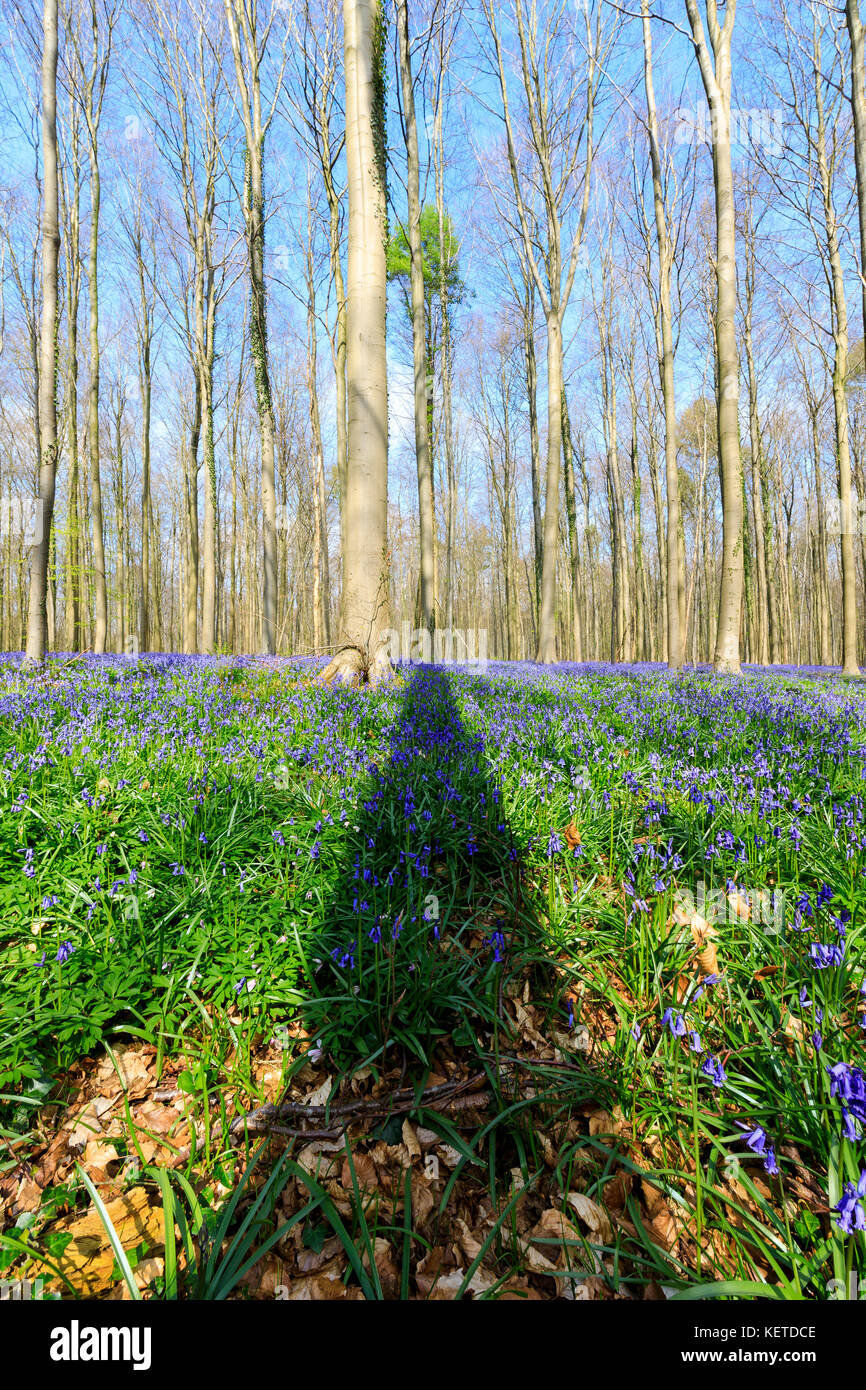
[833,1172,866,1234]
[701,1055,727,1088]
[661,1008,686,1038]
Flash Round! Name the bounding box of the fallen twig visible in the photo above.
[228,1070,487,1140]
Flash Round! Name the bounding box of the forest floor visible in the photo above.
[0,653,864,1300]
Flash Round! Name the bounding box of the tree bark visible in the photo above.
[324,0,390,685]
[25,0,60,665]
[396,0,434,639]
[685,0,744,673]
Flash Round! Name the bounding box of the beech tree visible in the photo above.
[24,0,60,665]
[321,0,390,686]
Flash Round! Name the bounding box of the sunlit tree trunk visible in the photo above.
[61,93,83,652]
[25,0,60,665]
[685,0,743,673]
[642,0,685,669]
[396,0,434,639]
[225,0,279,653]
[322,0,390,685]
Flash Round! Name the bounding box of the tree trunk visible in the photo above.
[642,0,684,669]
[397,0,434,639]
[87,127,107,653]
[686,0,744,673]
[324,0,390,685]
[25,0,60,664]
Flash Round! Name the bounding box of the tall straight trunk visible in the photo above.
[247,154,277,653]
[226,1,278,653]
[742,203,768,665]
[138,297,152,653]
[537,309,564,662]
[775,460,792,662]
[184,386,201,654]
[642,0,685,669]
[686,0,743,673]
[846,0,866,358]
[561,394,583,661]
[762,450,781,663]
[306,234,332,648]
[327,207,348,547]
[646,395,667,661]
[814,56,860,673]
[435,117,456,634]
[307,42,348,547]
[63,133,82,652]
[600,287,630,660]
[25,0,60,664]
[112,400,126,650]
[522,281,542,621]
[197,226,217,654]
[396,0,434,638]
[628,364,647,660]
[327,0,390,681]
[87,130,107,653]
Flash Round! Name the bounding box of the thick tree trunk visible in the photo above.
[324,0,390,686]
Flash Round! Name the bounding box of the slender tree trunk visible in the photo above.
[138,298,152,653]
[306,232,332,648]
[561,393,583,661]
[846,0,866,356]
[522,282,542,622]
[87,130,107,653]
[686,0,743,673]
[184,385,201,654]
[642,0,685,669]
[25,0,60,664]
[396,0,434,639]
[537,309,564,662]
[225,2,279,653]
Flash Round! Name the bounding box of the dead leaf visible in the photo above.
[402,1120,421,1160]
[304,1075,333,1109]
[83,1139,119,1169]
[564,822,581,849]
[35,1186,170,1297]
[566,1191,613,1243]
